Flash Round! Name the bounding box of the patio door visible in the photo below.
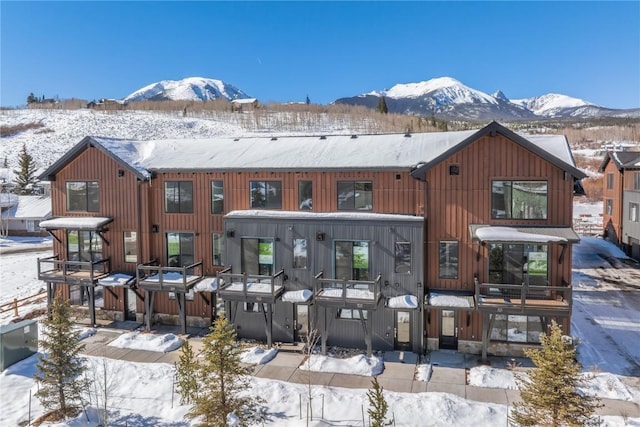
[394,310,412,351]
[439,309,458,350]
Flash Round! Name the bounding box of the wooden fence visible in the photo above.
[0,290,47,317]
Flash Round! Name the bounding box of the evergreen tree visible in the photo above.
[367,377,391,427]
[377,96,388,114]
[13,143,39,195]
[35,296,88,421]
[306,95,310,105]
[27,92,38,104]
[175,340,200,405]
[510,320,602,427]
[185,316,262,426]
[2,157,7,168]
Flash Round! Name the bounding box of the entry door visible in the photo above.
[126,289,138,321]
[295,304,309,343]
[395,310,412,351]
[439,310,458,349]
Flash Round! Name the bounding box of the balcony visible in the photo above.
[217,267,286,303]
[313,271,382,310]
[136,261,204,293]
[37,255,111,285]
[475,278,571,316]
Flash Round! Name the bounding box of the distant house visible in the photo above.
[87,99,128,109]
[0,194,51,236]
[231,98,258,111]
[599,151,640,259]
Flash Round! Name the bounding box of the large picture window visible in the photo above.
[166,232,195,267]
[491,181,547,219]
[488,243,548,286]
[337,181,372,211]
[165,181,193,213]
[68,230,103,263]
[298,180,313,210]
[66,181,99,212]
[211,181,224,214]
[250,181,282,209]
[335,240,369,281]
[439,241,458,279]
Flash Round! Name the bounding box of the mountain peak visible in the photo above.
[511,93,596,116]
[492,90,509,101]
[124,77,251,102]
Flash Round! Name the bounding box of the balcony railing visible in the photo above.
[313,271,382,309]
[136,261,204,292]
[475,278,571,314]
[217,267,286,303]
[37,254,111,285]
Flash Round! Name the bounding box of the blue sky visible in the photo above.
[1,1,639,109]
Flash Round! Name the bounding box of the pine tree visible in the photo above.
[2,157,8,168]
[27,92,38,104]
[175,340,200,404]
[35,296,88,421]
[306,95,310,105]
[185,316,262,426]
[367,377,391,427]
[13,143,39,195]
[377,96,388,114]
[510,320,602,427]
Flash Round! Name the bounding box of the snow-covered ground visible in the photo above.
[1,203,639,425]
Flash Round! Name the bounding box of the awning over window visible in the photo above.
[39,217,113,231]
[469,225,579,244]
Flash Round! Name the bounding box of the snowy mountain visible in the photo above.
[123,77,251,102]
[335,77,639,121]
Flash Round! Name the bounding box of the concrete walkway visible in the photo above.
[80,326,640,419]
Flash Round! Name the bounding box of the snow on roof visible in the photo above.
[1,195,51,219]
[91,137,151,179]
[387,294,419,309]
[39,216,112,230]
[475,226,568,243]
[226,209,424,222]
[231,98,257,104]
[428,292,474,308]
[98,273,135,287]
[281,289,313,303]
[520,133,575,167]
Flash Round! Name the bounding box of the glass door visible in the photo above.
[395,310,412,351]
[439,309,458,350]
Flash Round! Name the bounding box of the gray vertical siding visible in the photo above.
[622,190,640,259]
[223,213,425,352]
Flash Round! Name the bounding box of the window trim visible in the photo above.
[164,181,194,214]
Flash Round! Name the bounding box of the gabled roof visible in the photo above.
[410,121,586,180]
[598,151,640,173]
[39,122,586,179]
[0,195,51,220]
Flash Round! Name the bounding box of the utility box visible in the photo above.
[0,319,39,371]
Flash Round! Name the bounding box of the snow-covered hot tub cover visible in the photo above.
[281,289,313,303]
[98,273,135,287]
[428,292,475,309]
[193,277,222,293]
[387,295,419,309]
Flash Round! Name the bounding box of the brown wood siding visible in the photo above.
[602,161,624,243]
[425,134,575,299]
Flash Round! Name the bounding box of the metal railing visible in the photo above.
[136,260,204,291]
[217,267,286,297]
[474,277,572,308]
[37,254,111,282]
[313,271,382,304]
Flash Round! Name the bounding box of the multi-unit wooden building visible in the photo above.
[599,151,640,260]
[37,122,585,358]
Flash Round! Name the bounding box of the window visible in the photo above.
[635,172,640,190]
[491,181,547,219]
[630,203,639,223]
[395,242,411,274]
[124,231,137,263]
[212,233,225,266]
[298,180,313,210]
[337,181,372,210]
[488,243,548,286]
[166,233,195,267]
[244,302,262,313]
[67,230,103,263]
[242,238,274,276]
[293,238,308,269]
[606,199,613,216]
[439,241,458,279]
[607,173,614,190]
[250,181,282,209]
[165,181,193,213]
[490,315,543,344]
[211,180,224,214]
[66,181,99,212]
[335,240,369,280]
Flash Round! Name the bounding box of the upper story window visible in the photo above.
[630,203,639,223]
[250,181,282,209]
[606,199,613,216]
[335,240,369,280]
[635,172,640,190]
[211,180,224,214]
[491,180,547,220]
[439,241,458,279]
[395,242,411,274]
[66,181,99,212]
[293,238,308,269]
[242,238,274,275]
[298,180,313,210]
[167,232,194,267]
[337,181,372,211]
[165,181,193,213]
[488,243,548,286]
[606,173,615,190]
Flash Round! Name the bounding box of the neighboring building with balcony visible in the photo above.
[37,122,585,359]
[599,151,640,260]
